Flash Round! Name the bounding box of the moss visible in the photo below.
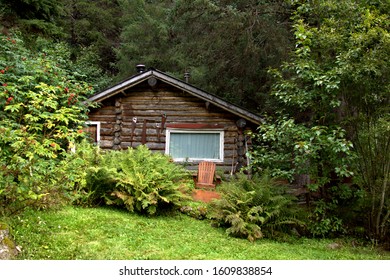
[0,222,9,231]
[2,236,16,250]
[1,222,16,251]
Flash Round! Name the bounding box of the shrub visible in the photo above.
[353,116,390,243]
[0,33,93,216]
[307,199,346,237]
[249,118,354,184]
[209,172,303,242]
[58,140,102,207]
[306,182,364,238]
[86,145,191,215]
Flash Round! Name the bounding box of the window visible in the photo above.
[84,121,100,144]
[165,127,224,162]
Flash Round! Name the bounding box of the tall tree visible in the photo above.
[253,0,389,240]
[0,0,63,35]
[168,0,292,111]
[271,0,390,123]
[61,0,122,75]
[115,0,293,111]
[115,0,176,78]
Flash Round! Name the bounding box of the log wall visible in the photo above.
[87,81,256,173]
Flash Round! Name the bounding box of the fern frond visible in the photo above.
[85,145,191,215]
[208,171,304,241]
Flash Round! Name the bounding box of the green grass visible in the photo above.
[8,206,390,260]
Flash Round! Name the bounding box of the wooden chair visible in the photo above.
[194,161,220,190]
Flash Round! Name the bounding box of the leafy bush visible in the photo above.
[307,199,345,237]
[57,140,102,207]
[249,118,354,184]
[0,33,94,216]
[306,182,364,238]
[86,145,191,215]
[248,118,360,239]
[209,172,303,242]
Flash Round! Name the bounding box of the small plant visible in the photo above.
[86,145,191,215]
[209,172,303,242]
[305,181,364,238]
[180,202,209,220]
[307,199,346,237]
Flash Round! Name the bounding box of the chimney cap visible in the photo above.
[136,64,146,73]
[184,70,191,83]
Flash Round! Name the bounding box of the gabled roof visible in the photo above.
[88,68,264,125]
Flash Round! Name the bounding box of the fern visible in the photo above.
[209,172,303,241]
[85,145,191,215]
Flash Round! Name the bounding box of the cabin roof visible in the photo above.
[88,68,264,125]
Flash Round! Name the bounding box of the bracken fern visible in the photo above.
[86,145,191,215]
[209,172,303,242]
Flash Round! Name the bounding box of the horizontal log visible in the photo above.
[100,127,113,136]
[121,102,204,109]
[88,115,117,122]
[166,123,225,129]
[100,140,113,148]
[90,112,237,123]
[121,96,200,103]
[120,136,166,143]
[123,90,195,97]
[120,142,166,150]
[121,111,232,118]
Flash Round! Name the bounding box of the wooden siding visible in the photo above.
[87,81,255,172]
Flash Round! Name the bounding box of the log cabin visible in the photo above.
[86,66,264,173]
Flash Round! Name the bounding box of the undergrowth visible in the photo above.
[84,145,192,215]
[209,172,304,242]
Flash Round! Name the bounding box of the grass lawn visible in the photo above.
[9,206,390,260]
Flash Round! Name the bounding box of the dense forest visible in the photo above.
[0,0,295,111]
[0,0,389,244]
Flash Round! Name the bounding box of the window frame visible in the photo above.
[165,128,224,163]
[85,121,101,144]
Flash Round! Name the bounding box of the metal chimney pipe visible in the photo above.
[184,70,190,83]
[136,64,146,73]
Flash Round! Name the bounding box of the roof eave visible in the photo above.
[88,71,152,102]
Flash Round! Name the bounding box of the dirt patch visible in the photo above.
[192,189,221,203]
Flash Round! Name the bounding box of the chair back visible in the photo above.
[197,161,216,185]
